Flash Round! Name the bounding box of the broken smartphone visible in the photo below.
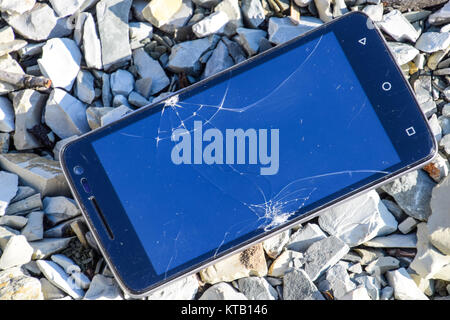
[60,12,436,297]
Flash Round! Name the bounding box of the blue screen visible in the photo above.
[92,32,400,275]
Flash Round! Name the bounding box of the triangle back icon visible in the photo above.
[358,37,367,45]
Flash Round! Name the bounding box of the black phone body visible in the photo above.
[61,12,436,297]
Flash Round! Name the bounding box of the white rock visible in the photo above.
[43,196,81,226]
[49,0,86,17]
[283,269,325,300]
[388,42,419,65]
[45,89,89,139]
[159,0,194,34]
[429,115,443,142]
[364,234,417,248]
[21,211,44,241]
[365,256,400,275]
[0,215,28,229]
[410,273,434,296]
[129,22,153,49]
[214,0,242,30]
[86,106,113,130]
[238,277,277,300]
[0,54,25,95]
[378,10,420,43]
[101,105,133,127]
[0,235,33,270]
[0,96,15,133]
[362,4,384,22]
[314,0,333,23]
[440,134,450,155]
[318,190,397,247]
[398,217,419,234]
[0,267,43,300]
[339,286,372,300]
[262,230,290,259]
[0,40,27,59]
[268,250,304,277]
[147,274,198,300]
[0,0,35,14]
[73,12,89,46]
[36,260,85,299]
[142,0,182,28]
[0,26,14,44]
[386,268,428,300]
[84,274,123,300]
[428,1,450,25]
[415,32,450,54]
[241,0,265,28]
[319,263,356,299]
[235,27,267,56]
[428,175,450,255]
[51,254,81,275]
[75,70,96,104]
[202,40,234,79]
[199,282,247,300]
[0,171,18,216]
[70,272,91,289]
[268,17,322,45]
[110,70,135,96]
[38,38,81,91]
[82,13,103,70]
[286,223,327,252]
[133,48,169,95]
[30,238,74,259]
[192,11,230,38]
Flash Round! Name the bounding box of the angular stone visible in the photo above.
[237,277,277,300]
[283,269,324,300]
[199,244,267,284]
[0,235,33,270]
[44,217,81,238]
[0,96,14,133]
[381,170,435,221]
[202,40,234,79]
[378,9,420,43]
[262,230,290,259]
[142,0,182,28]
[268,16,322,45]
[38,38,81,91]
[101,105,132,127]
[36,260,84,299]
[129,22,153,49]
[440,134,450,155]
[410,273,435,296]
[21,211,44,242]
[241,0,265,28]
[110,69,134,96]
[268,250,303,278]
[96,0,132,71]
[303,236,350,281]
[386,268,428,300]
[40,278,65,300]
[0,26,14,43]
[30,237,74,259]
[193,11,230,38]
[160,0,194,34]
[0,133,9,153]
[235,27,267,56]
[73,12,89,46]
[51,254,81,275]
[199,282,247,300]
[0,267,43,300]
[147,274,198,300]
[365,256,400,275]
[319,263,356,299]
[339,286,372,300]
[101,73,112,108]
[428,175,450,255]
[10,184,36,204]
[53,135,78,162]
[112,95,131,108]
[133,48,170,95]
[0,40,27,57]
[0,153,69,197]
[0,54,25,95]
[43,196,81,227]
[86,106,113,130]
[0,215,27,229]
[0,225,19,250]
[128,91,149,108]
[364,233,417,248]
[428,1,450,25]
[286,223,327,252]
[45,89,89,139]
[214,0,242,30]
[416,32,450,54]
[3,3,72,41]
[0,0,35,14]
[362,4,384,22]
[388,42,419,65]
[82,13,103,70]
[75,70,96,104]
[398,217,419,234]
[0,171,18,216]
[12,89,47,150]
[319,190,397,247]
[84,274,123,300]
[5,193,42,216]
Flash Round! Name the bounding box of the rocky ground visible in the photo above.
[0,0,449,300]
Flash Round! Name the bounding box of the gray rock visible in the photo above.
[339,286,372,300]
[134,78,152,100]
[414,77,437,118]
[439,116,450,136]
[398,217,419,234]
[3,3,72,41]
[142,0,182,28]
[237,277,278,300]
[49,0,88,17]
[440,134,450,155]
[378,9,420,43]
[23,260,41,276]
[101,73,112,108]
[53,135,78,162]
[159,0,194,34]
[0,153,69,197]
[0,0,35,14]
[382,199,406,221]
[241,0,265,28]
[380,286,394,300]
[43,196,81,226]
[199,282,247,300]
[318,190,397,247]
[262,230,290,259]
[314,0,333,22]
[283,269,324,300]
[84,274,123,300]
[101,105,133,127]
[429,114,442,142]
[30,237,74,259]
[128,91,149,108]
[82,13,103,70]
[347,262,363,274]
[268,17,322,45]
[381,170,435,221]
[45,89,90,139]
[428,1,450,25]
[133,48,170,95]
[428,175,450,255]
[193,11,230,38]
[222,37,247,64]
[0,96,14,133]
[167,36,219,75]
[5,193,42,216]
[129,22,153,49]
[388,42,419,65]
[365,256,400,275]
[268,250,304,277]
[0,170,18,216]
[0,215,28,229]
[112,95,131,108]
[73,12,89,46]
[44,217,81,238]
[0,40,27,58]
[0,54,25,95]
[415,32,450,54]
[70,272,91,289]
[37,259,84,299]
[286,223,326,252]
[0,267,43,299]
[147,274,198,300]
[0,133,9,153]
[75,70,96,104]
[38,38,81,91]
[235,27,267,57]
[40,278,66,300]
[192,0,220,8]
[214,0,242,30]
[11,89,47,150]
[21,211,44,241]
[202,40,234,79]
[0,235,33,270]
[303,236,350,281]
[0,225,19,249]
[96,0,132,71]
[364,233,417,248]
[319,263,356,299]
[110,69,134,96]
[86,106,113,130]
[386,268,428,300]
[10,186,36,204]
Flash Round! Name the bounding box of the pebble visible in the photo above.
[428,175,450,255]
[147,274,198,300]
[75,70,96,104]
[262,230,290,259]
[286,223,326,252]
[0,153,70,197]
[82,13,103,70]
[0,215,28,229]
[21,211,44,241]
[193,11,230,38]
[199,282,247,300]
[319,263,356,299]
[51,254,81,275]
[415,32,450,54]
[386,268,428,300]
[101,105,133,127]
[45,89,90,139]
[235,27,267,56]
[0,235,33,270]
[268,17,322,45]
[38,38,81,91]
[202,40,234,79]
[237,276,278,300]
[0,267,43,300]
[381,170,435,221]
[0,170,18,216]
[283,269,324,300]
[268,250,304,277]
[133,48,170,95]
[5,193,42,216]
[43,196,81,226]
[241,0,266,28]
[30,237,74,259]
[363,233,417,248]
[388,42,419,65]
[319,190,397,247]
[303,236,350,281]
[378,10,420,43]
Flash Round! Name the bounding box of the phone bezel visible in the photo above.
[60,11,437,297]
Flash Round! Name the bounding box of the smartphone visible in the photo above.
[61,12,436,297]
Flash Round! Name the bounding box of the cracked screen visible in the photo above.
[92,31,401,275]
